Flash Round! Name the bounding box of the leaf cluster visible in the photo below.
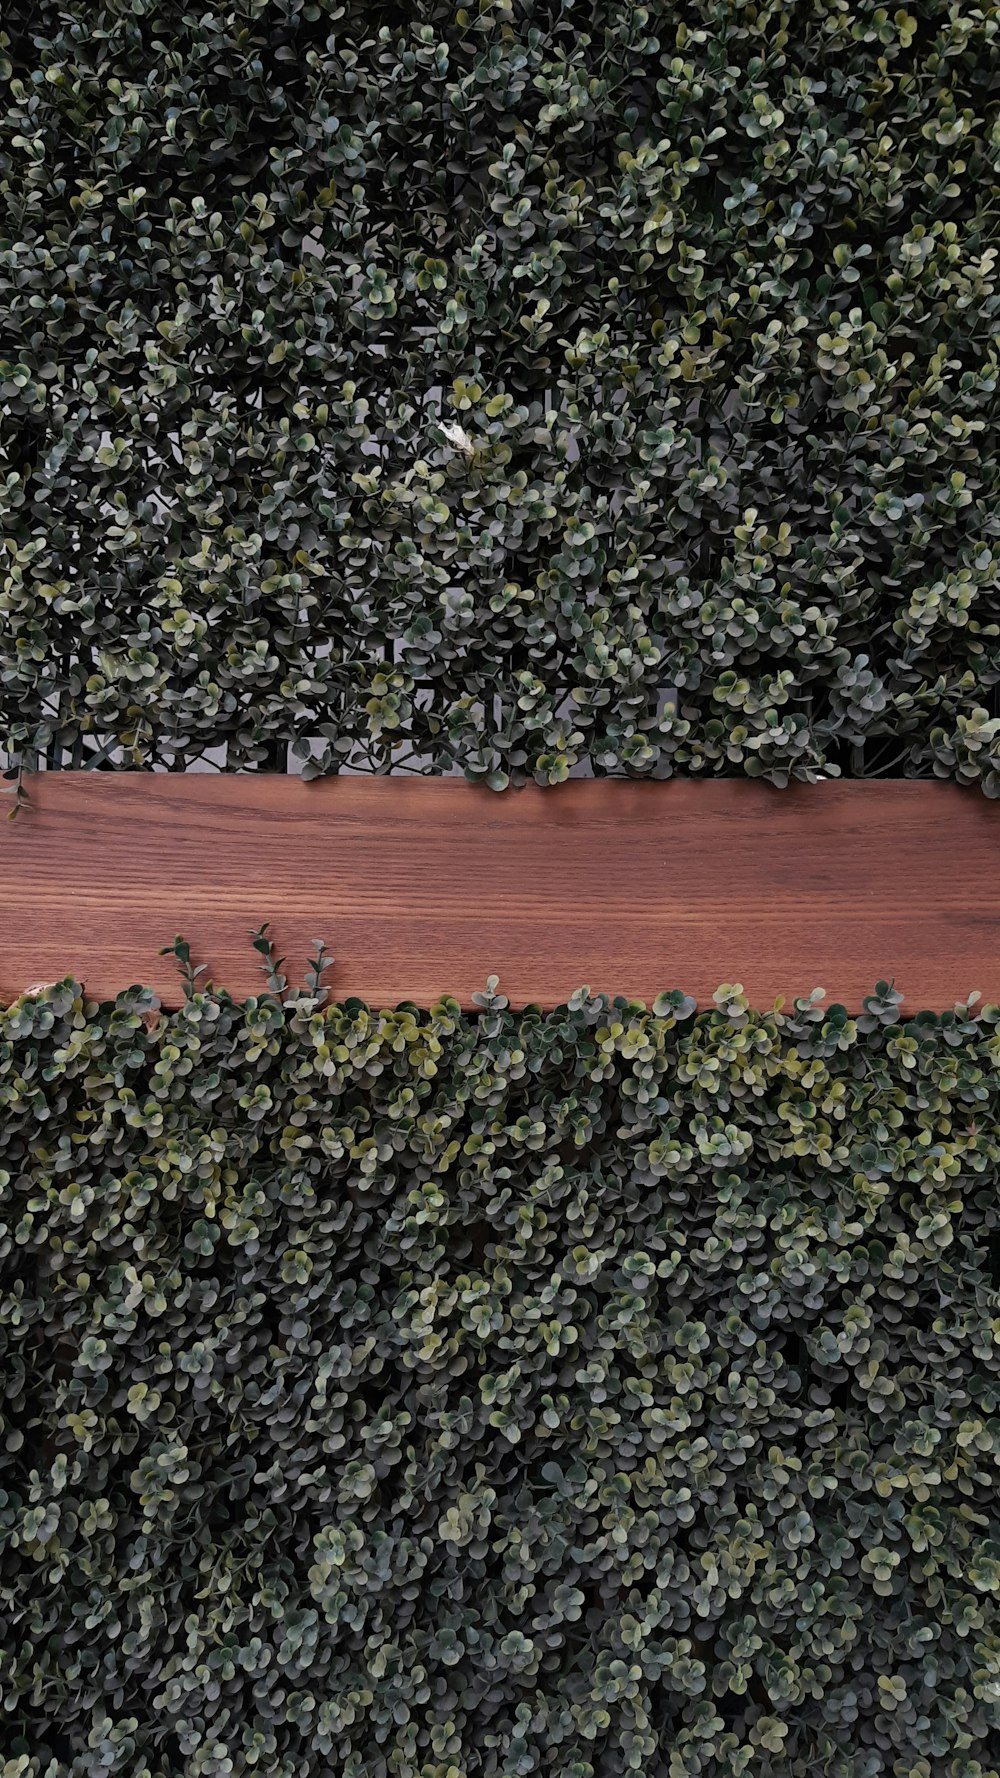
[2,1,1000,788]
[2,971,1000,1774]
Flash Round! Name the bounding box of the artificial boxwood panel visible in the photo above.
[2,1,1000,791]
[2,967,1000,1776]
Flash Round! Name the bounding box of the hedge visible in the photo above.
[3,1,1000,791]
[2,961,1000,1775]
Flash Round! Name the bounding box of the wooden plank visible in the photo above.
[1,775,998,1011]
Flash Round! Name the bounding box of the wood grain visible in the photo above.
[1,775,998,1011]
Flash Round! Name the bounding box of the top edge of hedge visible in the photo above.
[1,964,991,1038]
[2,1,1000,793]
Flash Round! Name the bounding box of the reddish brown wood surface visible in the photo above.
[1,774,998,1011]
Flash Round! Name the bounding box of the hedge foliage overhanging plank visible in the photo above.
[2,970,1000,1775]
[3,0,1000,790]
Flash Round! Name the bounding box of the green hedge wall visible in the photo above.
[2,970,1000,1775]
[3,1,1000,789]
